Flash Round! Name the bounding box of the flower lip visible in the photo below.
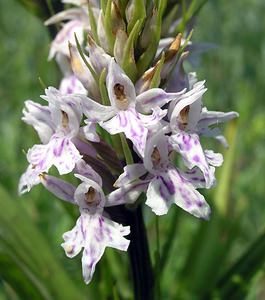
[114,83,130,110]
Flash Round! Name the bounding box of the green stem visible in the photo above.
[155,216,161,300]
[106,205,154,300]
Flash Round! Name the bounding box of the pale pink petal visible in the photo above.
[62,212,130,284]
[169,132,215,188]
[114,163,147,187]
[75,160,102,187]
[106,180,149,207]
[40,174,76,203]
[18,165,41,195]
[59,75,87,95]
[27,135,82,175]
[146,167,211,219]
[48,20,84,60]
[136,88,185,114]
[106,59,136,109]
[22,100,54,144]
[204,150,223,167]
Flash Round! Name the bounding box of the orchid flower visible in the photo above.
[168,74,238,187]
[45,0,99,60]
[19,88,99,194]
[109,131,211,219]
[76,59,184,156]
[39,160,130,284]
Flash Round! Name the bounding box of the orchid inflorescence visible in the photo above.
[19,0,238,284]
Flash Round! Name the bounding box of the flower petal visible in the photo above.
[27,135,82,175]
[48,20,84,60]
[18,165,41,195]
[169,81,207,129]
[106,180,149,207]
[204,149,223,167]
[106,59,136,109]
[22,100,54,144]
[62,212,130,284]
[114,163,147,187]
[81,121,100,142]
[75,94,116,122]
[146,167,211,219]
[169,132,215,188]
[40,174,76,203]
[59,75,87,95]
[75,160,102,187]
[101,109,148,156]
[136,88,185,114]
[197,108,239,129]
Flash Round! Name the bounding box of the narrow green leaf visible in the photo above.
[213,230,265,299]
[88,3,100,45]
[121,20,141,82]
[149,52,165,89]
[0,185,86,300]
[104,0,115,55]
[119,133,134,164]
[74,33,98,83]
[99,68,110,106]
[127,0,146,34]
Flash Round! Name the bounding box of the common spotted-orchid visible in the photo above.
[19,0,239,288]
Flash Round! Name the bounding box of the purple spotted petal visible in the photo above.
[62,212,130,284]
[48,20,84,60]
[18,165,41,195]
[106,59,136,109]
[106,180,149,207]
[27,135,82,175]
[59,75,87,95]
[22,100,54,144]
[114,163,147,187]
[75,160,102,187]
[101,108,148,157]
[197,108,239,129]
[40,174,76,203]
[136,88,185,114]
[169,132,215,188]
[146,167,211,219]
[204,150,223,167]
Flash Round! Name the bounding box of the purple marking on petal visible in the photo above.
[193,155,200,163]
[118,113,128,127]
[53,139,65,157]
[159,175,175,195]
[182,134,192,150]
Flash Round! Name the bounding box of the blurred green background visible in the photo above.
[0,0,265,299]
